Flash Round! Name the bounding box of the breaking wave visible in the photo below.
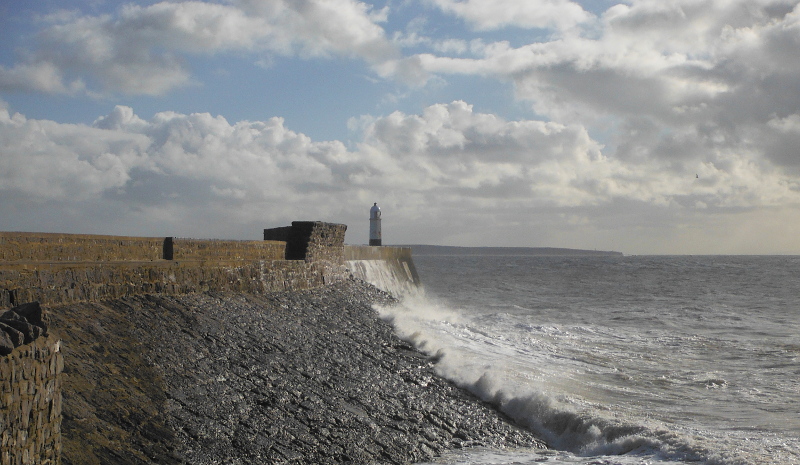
[376,292,752,465]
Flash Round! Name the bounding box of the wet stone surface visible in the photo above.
[57,279,546,464]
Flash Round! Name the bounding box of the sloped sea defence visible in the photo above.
[51,278,545,464]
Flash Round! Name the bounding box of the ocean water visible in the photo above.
[375,254,800,465]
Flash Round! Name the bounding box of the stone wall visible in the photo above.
[0,229,425,308]
[0,302,62,465]
[0,334,62,465]
[167,238,285,261]
[0,260,347,310]
[0,233,163,262]
[0,226,359,309]
[0,233,288,264]
[0,228,428,309]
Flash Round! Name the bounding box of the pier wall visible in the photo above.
[0,223,356,310]
[0,222,420,465]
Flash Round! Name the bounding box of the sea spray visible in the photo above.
[375,281,752,465]
[403,253,800,465]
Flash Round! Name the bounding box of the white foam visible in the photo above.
[376,293,755,465]
[347,259,421,298]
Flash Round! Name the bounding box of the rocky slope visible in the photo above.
[49,278,546,464]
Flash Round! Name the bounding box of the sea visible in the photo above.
[375,253,800,465]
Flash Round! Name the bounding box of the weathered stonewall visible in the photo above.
[0,300,62,465]
[50,279,546,464]
[0,302,48,355]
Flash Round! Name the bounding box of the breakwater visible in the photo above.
[0,223,545,464]
[0,224,348,309]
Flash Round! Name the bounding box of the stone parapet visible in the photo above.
[0,334,62,465]
[0,233,289,263]
[0,233,163,262]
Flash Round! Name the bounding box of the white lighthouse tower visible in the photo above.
[369,202,382,246]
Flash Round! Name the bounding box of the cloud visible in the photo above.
[398,1,800,198]
[0,102,377,235]
[426,0,593,32]
[4,99,798,245]
[0,103,151,200]
[0,62,84,94]
[1,101,585,223]
[3,0,398,95]
[407,1,800,120]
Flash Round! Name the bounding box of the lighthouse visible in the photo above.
[369,202,382,246]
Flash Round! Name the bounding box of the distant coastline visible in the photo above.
[403,244,624,257]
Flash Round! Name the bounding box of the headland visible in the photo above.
[408,245,624,256]
[0,222,546,464]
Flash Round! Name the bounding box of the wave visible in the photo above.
[375,294,750,465]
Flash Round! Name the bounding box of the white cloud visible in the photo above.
[353,97,799,218]
[0,62,84,94]
[407,1,800,123]
[426,0,593,32]
[4,0,398,95]
[0,106,150,199]
[3,100,797,212]
[397,0,800,204]
[1,100,800,251]
[0,104,366,236]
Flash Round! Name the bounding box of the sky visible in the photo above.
[1,0,800,255]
